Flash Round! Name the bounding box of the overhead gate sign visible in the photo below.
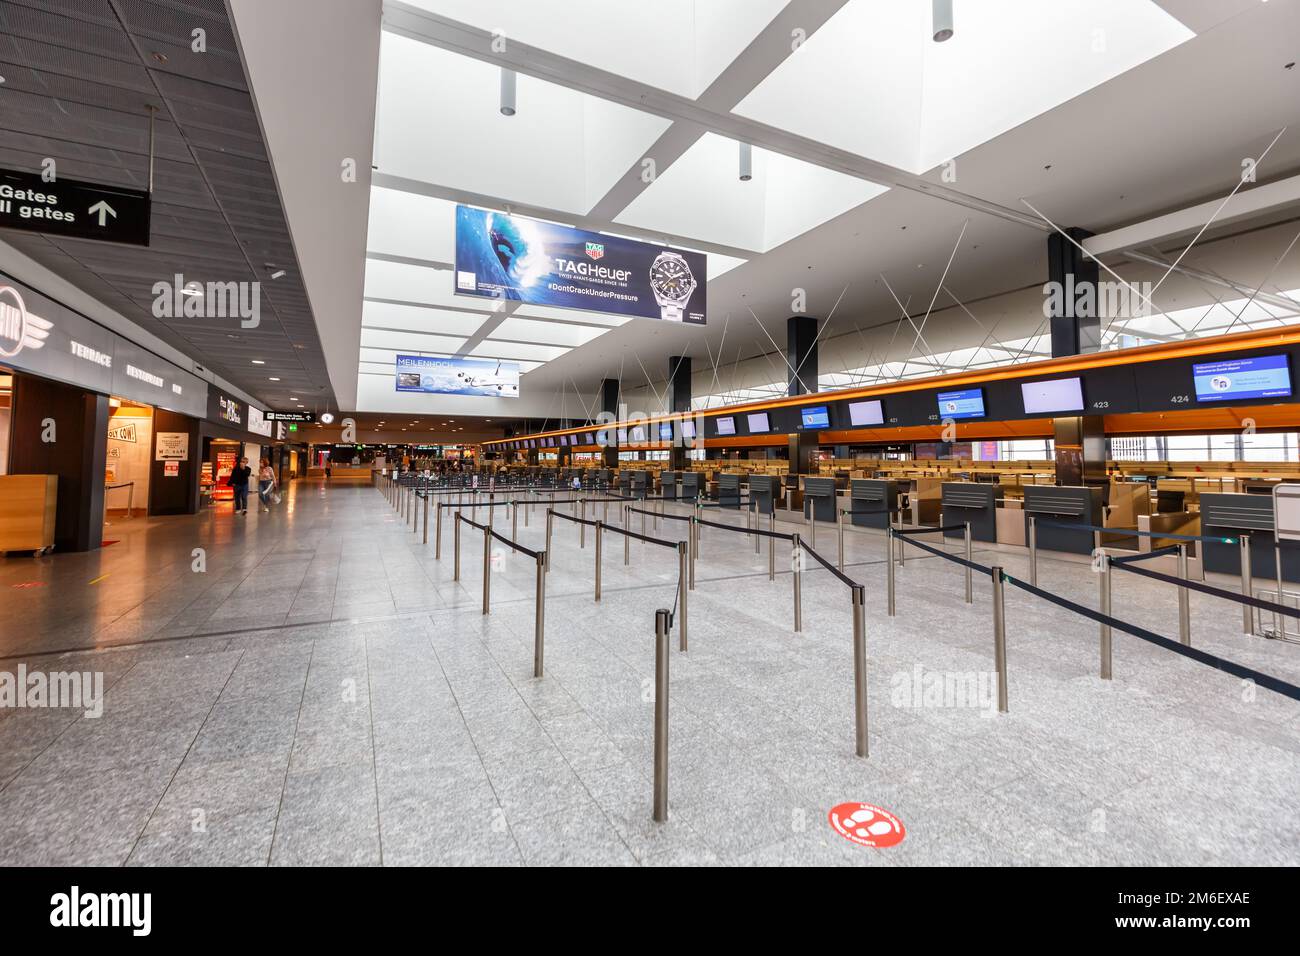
[0,168,151,247]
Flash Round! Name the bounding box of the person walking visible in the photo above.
[228,456,253,515]
[257,458,277,513]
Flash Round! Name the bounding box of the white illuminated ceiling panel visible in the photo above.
[365,259,488,311]
[362,301,487,337]
[512,305,632,328]
[614,132,886,252]
[490,317,609,348]
[366,187,457,263]
[405,0,790,99]
[471,340,569,363]
[361,327,467,354]
[374,33,671,214]
[734,0,1192,174]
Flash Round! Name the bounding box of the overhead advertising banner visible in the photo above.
[0,167,151,246]
[0,271,206,417]
[454,205,707,324]
[395,354,520,397]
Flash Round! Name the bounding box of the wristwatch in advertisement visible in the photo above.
[649,251,697,321]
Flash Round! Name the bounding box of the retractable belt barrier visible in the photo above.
[895,531,995,575]
[1111,559,1300,620]
[1033,518,1238,545]
[798,540,859,590]
[1108,544,1180,564]
[693,514,794,540]
[1002,569,1300,702]
[628,506,691,523]
[457,513,542,560]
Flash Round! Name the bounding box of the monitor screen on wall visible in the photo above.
[1021,377,1084,414]
[800,405,831,429]
[1193,354,1292,402]
[658,422,674,440]
[681,420,697,438]
[630,425,648,443]
[746,412,770,433]
[716,416,736,436]
[936,389,986,420]
[848,399,884,427]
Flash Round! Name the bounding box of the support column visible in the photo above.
[668,355,691,470]
[787,316,819,474]
[1046,228,1104,487]
[600,377,620,468]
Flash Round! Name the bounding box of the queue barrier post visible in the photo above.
[792,532,803,633]
[964,521,973,604]
[653,607,670,823]
[453,512,461,582]
[886,527,896,617]
[1100,555,1113,680]
[678,540,688,652]
[1240,533,1254,635]
[1178,543,1191,646]
[1276,539,1286,638]
[545,509,553,570]
[753,502,760,555]
[580,498,587,549]
[435,502,444,559]
[534,551,546,678]
[769,511,775,581]
[851,584,868,758]
[624,508,631,566]
[689,516,697,589]
[1028,515,1038,587]
[482,525,491,616]
[511,500,518,553]
[992,567,1008,713]
[594,521,603,602]
[422,492,429,545]
[838,508,846,572]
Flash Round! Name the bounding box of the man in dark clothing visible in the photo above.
[228,457,253,515]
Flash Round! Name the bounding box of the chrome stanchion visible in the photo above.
[1276,538,1285,638]
[1028,515,1038,587]
[1178,543,1191,646]
[482,525,491,616]
[808,499,815,548]
[533,552,546,678]
[422,492,429,545]
[413,492,419,534]
[1100,555,1112,680]
[545,509,553,570]
[594,521,603,602]
[851,584,868,758]
[653,608,670,823]
[436,503,443,559]
[641,507,647,545]
[689,516,696,589]
[580,498,586,549]
[678,540,688,652]
[624,508,630,566]
[768,511,775,581]
[838,508,845,572]
[964,521,973,604]
[1240,533,1254,635]
[886,527,896,617]
[753,503,760,554]
[992,567,1008,712]
[453,513,461,582]
[511,501,518,553]
[792,532,803,633]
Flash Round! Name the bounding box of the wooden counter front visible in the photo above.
[0,474,58,553]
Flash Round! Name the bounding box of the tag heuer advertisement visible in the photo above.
[454,205,707,325]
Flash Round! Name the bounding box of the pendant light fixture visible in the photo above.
[933,0,953,42]
[739,142,753,181]
[500,68,517,116]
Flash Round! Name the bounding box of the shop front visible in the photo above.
[200,389,277,511]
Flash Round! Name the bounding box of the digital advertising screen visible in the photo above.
[395,354,520,397]
[937,389,986,420]
[1021,377,1085,415]
[1193,354,1292,402]
[716,416,736,436]
[454,205,707,324]
[681,420,697,439]
[800,405,831,429]
[746,412,770,433]
[630,425,648,443]
[848,399,884,427]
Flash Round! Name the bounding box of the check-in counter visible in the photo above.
[803,477,837,522]
[628,470,650,497]
[941,481,1001,542]
[660,471,680,499]
[329,466,371,482]
[996,498,1025,546]
[848,479,898,530]
[1200,492,1300,583]
[1023,485,1103,555]
[748,475,781,516]
[717,473,743,508]
[680,472,701,502]
[906,477,943,526]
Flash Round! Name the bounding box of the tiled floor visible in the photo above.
[1,479,1297,865]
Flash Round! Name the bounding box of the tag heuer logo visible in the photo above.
[0,285,52,359]
[585,242,605,260]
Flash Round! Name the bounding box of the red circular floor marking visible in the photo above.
[828,802,906,848]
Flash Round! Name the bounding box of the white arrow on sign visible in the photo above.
[88,200,117,226]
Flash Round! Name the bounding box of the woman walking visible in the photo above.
[257,458,277,513]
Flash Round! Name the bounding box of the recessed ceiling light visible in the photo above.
[251,359,265,365]
[151,51,168,63]
[269,377,280,381]
[270,270,286,279]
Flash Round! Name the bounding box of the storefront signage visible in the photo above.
[396,354,520,397]
[155,432,190,461]
[0,273,206,417]
[454,205,707,325]
[217,394,242,425]
[0,168,151,246]
[107,422,137,443]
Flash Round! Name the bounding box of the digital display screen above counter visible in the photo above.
[658,422,673,440]
[716,417,736,436]
[746,412,770,433]
[1021,377,1084,414]
[800,406,831,429]
[937,388,986,420]
[681,420,697,438]
[848,399,884,427]
[1193,355,1292,402]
